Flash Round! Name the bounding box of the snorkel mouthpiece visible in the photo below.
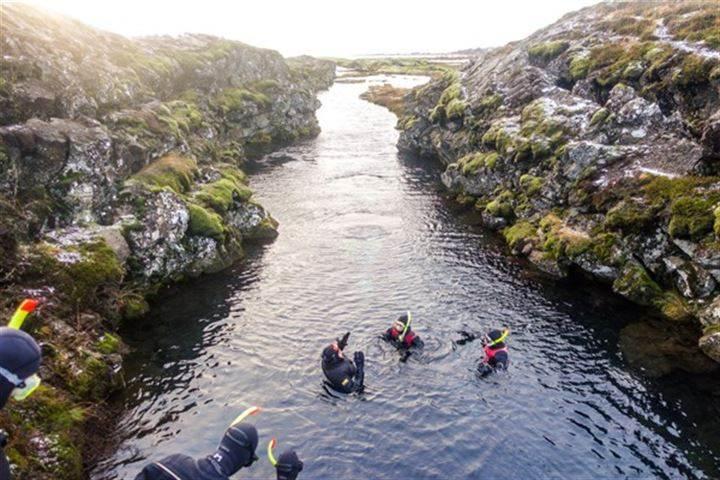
[230,406,261,427]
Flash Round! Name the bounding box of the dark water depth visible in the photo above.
[94,75,720,480]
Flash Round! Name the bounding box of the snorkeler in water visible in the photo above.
[321,332,364,394]
[477,328,510,377]
[382,312,424,349]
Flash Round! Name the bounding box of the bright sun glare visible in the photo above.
[19,0,599,57]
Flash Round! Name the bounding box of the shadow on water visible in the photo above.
[94,75,720,480]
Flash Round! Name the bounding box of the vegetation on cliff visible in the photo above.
[396,1,720,367]
[0,3,335,478]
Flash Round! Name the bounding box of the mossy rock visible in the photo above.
[528,41,569,63]
[485,191,514,219]
[215,87,270,113]
[96,333,121,355]
[187,202,225,240]
[589,108,610,127]
[69,356,112,401]
[672,54,718,87]
[613,262,662,306]
[457,151,499,175]
[194,178,253,214]
[445,98,467,120]
[655,291,694,322]
[605,199,655,232]
[503,220,537,250]
[668,196,716,240]
[130,155,198,193]
[28,239,124,311]
[569,55,590,80]
[519,174,543,196]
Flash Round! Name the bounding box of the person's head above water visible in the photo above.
[482,328,509,349]
[392,314,410,333]
[208,422,259,476]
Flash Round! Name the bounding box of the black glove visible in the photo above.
[276,449,303,480]
[337,331,350,351]
[353,351,365,391]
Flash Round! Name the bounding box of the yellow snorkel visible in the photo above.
[399,310,413,342]
[267,437,279,466]
[8,299,39,330]
[487,328,510,347]
[230,405,261,427]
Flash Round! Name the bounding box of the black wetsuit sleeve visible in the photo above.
[1,450,10,480]
[382,329,393,341]
[411,336,424,348]
[353,351,364,392]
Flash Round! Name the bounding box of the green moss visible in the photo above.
[590,108,610,127]
[668,196,715,240]
[503,221,537,249]
[445,98,467,120]
[520,174,543,196]
[429,105,445,123]
[704,324,720,336]
[27,385,86,431]
[188,202,225,240]
[438,82,461,105]
[569,55,591,80]
[70,356,110,401]
[215,87,270,113]
[538,213,590,260]
[714,206,720,238]
[602,16,655,38]
[528,41,569,63]
[194,178,253,214]
[56,240,123,308]
[485,191,514,219]
[96,333,121,355]
[655,291,693,322]
[667,9,720,49]
[672,54,718,86]
[613,262,663,306]
[457,151,499,175]
[130,155,198,193]
[121,293,149,320]
[605,199,655,232]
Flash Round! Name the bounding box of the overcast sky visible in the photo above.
[21,0,599,57]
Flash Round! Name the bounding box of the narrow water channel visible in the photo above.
[94,75,720,480]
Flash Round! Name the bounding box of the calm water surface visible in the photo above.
[95,75,720,479]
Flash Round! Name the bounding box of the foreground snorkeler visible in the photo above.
[478,328,510,377]
[382,312,423,349]
[0,299,42,480]
[135,407,303,480]
[321,332,365,393]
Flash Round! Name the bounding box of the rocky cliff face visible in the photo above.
[0,4,334,478]
[397,2,720,364]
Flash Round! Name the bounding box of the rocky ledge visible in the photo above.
[394,2,720,365]
[0,4,334,478]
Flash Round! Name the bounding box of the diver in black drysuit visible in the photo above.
[135,423,263,480]
[321,332,364,394]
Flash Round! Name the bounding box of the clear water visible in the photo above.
[94,75,720,480]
